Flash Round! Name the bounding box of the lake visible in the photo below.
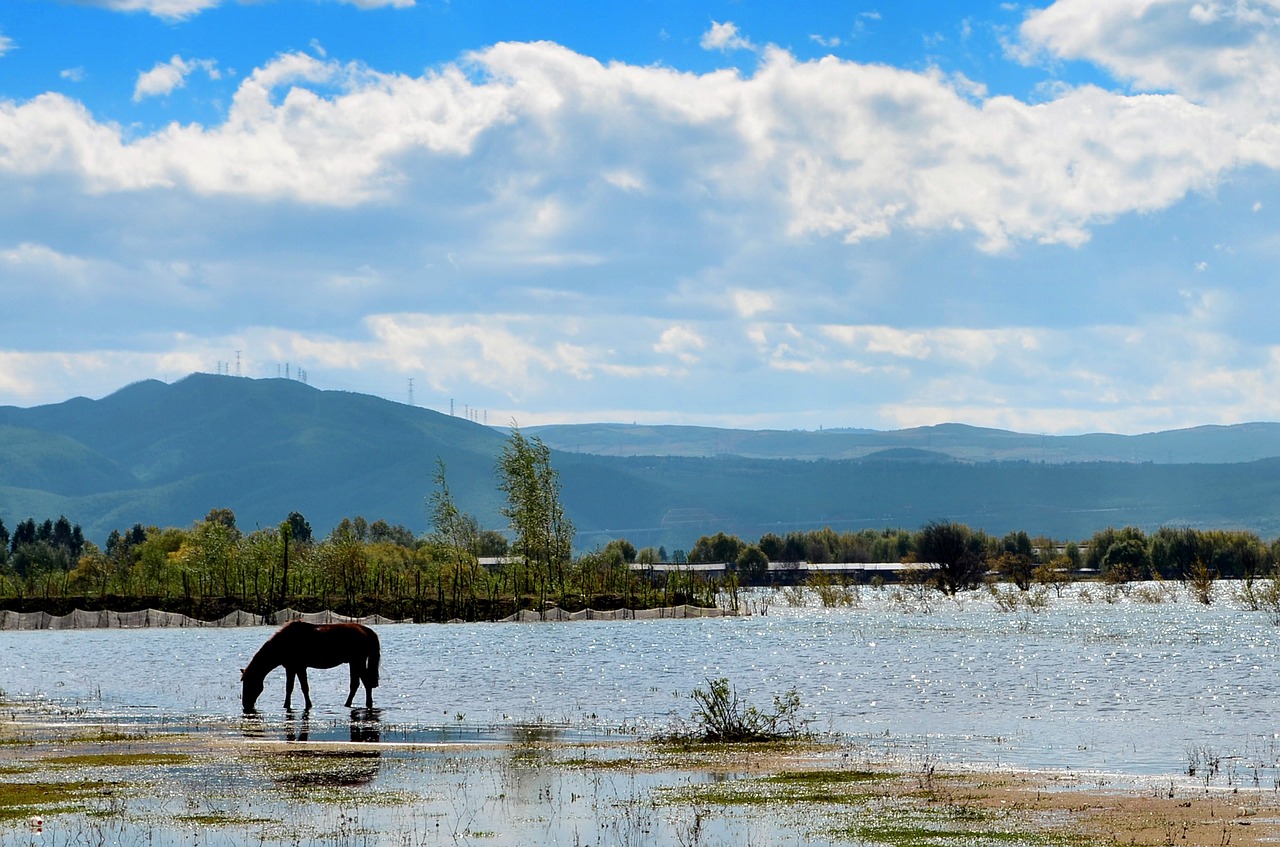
[3,582,1280,781]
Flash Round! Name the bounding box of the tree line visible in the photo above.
[0,428,714,620]
[3,425,1279,619]
[676,521,1280,598]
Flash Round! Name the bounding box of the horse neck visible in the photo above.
[245,640,282,680]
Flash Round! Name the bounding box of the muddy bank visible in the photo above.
[2,703,1279,846]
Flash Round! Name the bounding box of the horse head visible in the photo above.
[241,666,264,713]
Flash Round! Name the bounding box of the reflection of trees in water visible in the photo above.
[500,724,564,809]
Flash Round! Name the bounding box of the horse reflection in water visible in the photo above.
[284,710,383,743]
[241,621,380,712]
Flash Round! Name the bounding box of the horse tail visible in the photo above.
[366,631,381,689]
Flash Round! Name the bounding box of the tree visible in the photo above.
[477,530,509,558]
[430,458,480,562]
[204,507,239,535]
[915,520,987,594]
[688,532,746,564]
[11,518,35,553]
[996,531,1035,589]
[735,545,769,583]
[1086,526,1149,582]
[370,519,416,547]
[496,427,574,600]
[603,538,637,564]
[286,511,313,544]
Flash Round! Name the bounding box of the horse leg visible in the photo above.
[284,669,296,710]
[298,669,312,710]
[345,662,360,708]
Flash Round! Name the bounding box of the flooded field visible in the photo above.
[5,583,1280,845]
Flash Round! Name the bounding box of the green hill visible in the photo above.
[2,373,1280,548]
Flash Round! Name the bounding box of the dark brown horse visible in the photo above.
[241,621,380,712]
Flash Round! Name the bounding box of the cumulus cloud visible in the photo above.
[84,0,412,20]
[4,2,1280,430]
[654,325,707,364]
[701,21,756,52]
[0,38,1261,250]
[133,55,220,101]
[1019,0,1280,115]
[89,0,222,20]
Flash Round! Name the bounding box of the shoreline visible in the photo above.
[4,704,1280,846]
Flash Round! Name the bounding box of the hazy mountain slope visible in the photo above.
[527,421,1280,464]
[2,374,1280,547]
[0,424,137,496]
[0,374,515,538]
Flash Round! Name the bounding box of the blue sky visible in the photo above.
[1,0,1278,434]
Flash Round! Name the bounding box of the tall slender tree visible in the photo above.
[497,426,573,604]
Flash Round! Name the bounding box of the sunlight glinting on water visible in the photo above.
[3,582,1280,779]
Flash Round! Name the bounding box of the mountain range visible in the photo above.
[3,373,1280,549]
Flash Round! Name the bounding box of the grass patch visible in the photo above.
[664,768,893,808]
[839,806,1091,847]
[44,752,192,768]
[63,730,157,744]
[0,780,114,822]
[175,813,274,827]
[550,756,651,771]
[845,822,1086,846]
[761,769,887,786]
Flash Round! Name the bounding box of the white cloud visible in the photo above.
[134,55,220,102]
[1019,0,1280,116]
[1,242,91,279]
[342,0,415,8]
[0,32,12,58]
[730,289,774,318]
[90,0,222,20]
[654,325,706,364]
[6,5,1280,432]
[701,21,756,53]
[0,39,1258,252]
[61,68,86,82]
[83,0,412,20]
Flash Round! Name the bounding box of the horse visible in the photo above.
[241,620,380,712]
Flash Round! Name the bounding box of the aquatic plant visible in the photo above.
[684,678,807,743]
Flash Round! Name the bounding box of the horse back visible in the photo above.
[277,621,379,670]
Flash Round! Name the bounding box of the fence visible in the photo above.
[0,604,737,629]
[0,608,411,630]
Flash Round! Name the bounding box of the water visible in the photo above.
[4,584,1280,779]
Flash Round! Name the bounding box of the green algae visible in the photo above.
[0,779,115,822]
[44,752,192,768]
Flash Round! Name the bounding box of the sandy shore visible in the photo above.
[2,705,1279,846]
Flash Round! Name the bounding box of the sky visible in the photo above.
[0,0,1278,435]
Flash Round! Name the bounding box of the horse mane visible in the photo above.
[242,628,288,681]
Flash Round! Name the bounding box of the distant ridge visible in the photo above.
[2,374,1280,547]
[526,420,1280,464]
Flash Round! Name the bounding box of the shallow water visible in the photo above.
[4,583,1280,779]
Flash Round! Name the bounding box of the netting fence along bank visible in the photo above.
[0,604,737,630]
